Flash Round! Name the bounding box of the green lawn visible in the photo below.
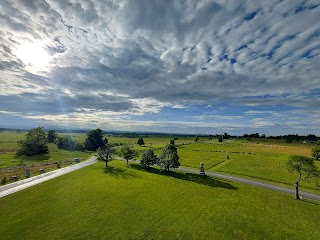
[0,161,319,240]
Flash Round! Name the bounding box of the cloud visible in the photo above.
[0,0,319,134]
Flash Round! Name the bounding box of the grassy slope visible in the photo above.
[0,161,319,240]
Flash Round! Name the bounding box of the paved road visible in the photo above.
[0,156,97,198]
[177,167,320,201]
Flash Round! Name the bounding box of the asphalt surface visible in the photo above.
[0,156,97,198]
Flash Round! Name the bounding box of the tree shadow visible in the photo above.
[103,166,140,179]
[130,164,237,190]
[301,199,319,206]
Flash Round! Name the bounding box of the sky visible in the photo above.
[0,0,319,135]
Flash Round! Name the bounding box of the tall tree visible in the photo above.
[159,143,180,171]
[140,149,158,167]
[16,127,49,157]
[97,145,115,167]
[287,155,319,200]
[137,137,145,146]
[121,146,138,164]
[85,128,105,151]
[47,130,57,143]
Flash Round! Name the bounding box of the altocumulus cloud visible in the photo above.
[0,0,319,134]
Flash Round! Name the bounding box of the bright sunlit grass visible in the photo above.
[0,161,319,240]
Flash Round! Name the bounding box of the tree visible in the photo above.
[194,137,199,142]
[74,142,85,151]
[85,129,105,151]
[311,145,320,161]
[16,127,49,157]
[47,130,57,143]
[56,136,75,151]
[159,143,180,171]
[286,155,319,200]
[218,135,223,142]
[137,137,145,146]
[97,145,115,167]
[121,146,138,164]
[306,134,317,142]
[140,149,158,167]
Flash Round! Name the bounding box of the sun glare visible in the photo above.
[15,40,52,72]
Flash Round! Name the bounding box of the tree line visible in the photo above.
[16,128,109,157]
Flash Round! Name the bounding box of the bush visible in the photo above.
[56,136,75,151]
[74,142,85,151]
[1,177,7,185]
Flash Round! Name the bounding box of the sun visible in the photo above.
[15,40,52,72]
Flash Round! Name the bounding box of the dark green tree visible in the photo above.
[159,143,180,171]
[47,130,57,143]
[140,149,158,167]
[137,137,145,146]
[121,146,138,164]
[97,145,115,167]
[218,135,223,142]
[287,155,319,200]
[85,129,105,151]
[16,127,49,157]
[194,137,199,142]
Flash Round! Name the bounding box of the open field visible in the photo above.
[177,141,320,193]
[1,132,319,194]
[0,161,319,240]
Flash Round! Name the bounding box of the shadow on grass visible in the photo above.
[103,166,140,179]
[130,164,237,190]
[301,199,319,206]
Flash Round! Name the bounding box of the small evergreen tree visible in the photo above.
[47,130,57,143]
[137,137,145,146]
[140,149,158,167]
[85,129,105,151]
[218,135,223,142]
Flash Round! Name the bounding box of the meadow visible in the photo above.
[1,131,319,194]
[0,161,319,240]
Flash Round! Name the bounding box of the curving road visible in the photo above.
[177,166,320,201]
[0,156,97,198]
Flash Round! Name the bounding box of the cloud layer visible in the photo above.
[0,0,319,134]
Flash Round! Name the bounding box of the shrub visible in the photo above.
[1,177,7,185]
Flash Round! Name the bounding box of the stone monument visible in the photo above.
[200,162,205,175]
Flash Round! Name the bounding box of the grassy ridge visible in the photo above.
[0,161,319,240]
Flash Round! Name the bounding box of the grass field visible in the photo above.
[1,131,319,194]
[0,160,319,240]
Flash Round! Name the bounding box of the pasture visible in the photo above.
[0,161,319,240]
